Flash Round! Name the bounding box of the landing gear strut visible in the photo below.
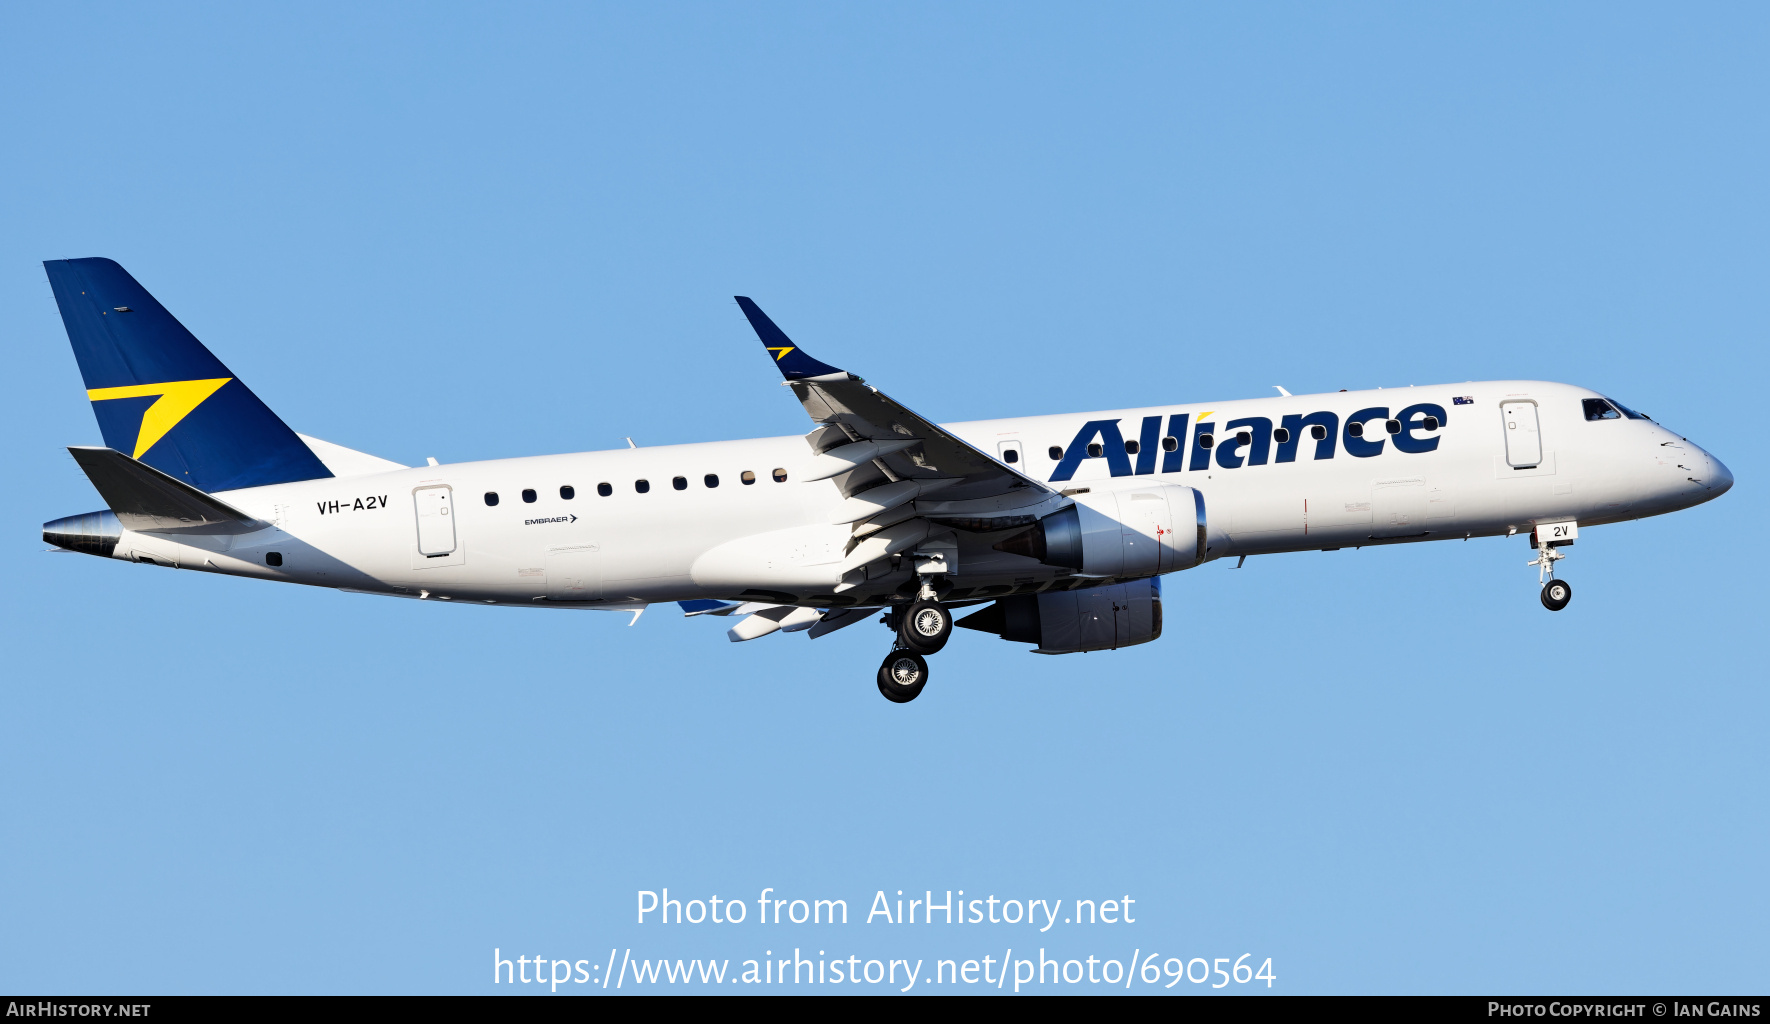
[877,578,949,703]
[1529,521,1577,612]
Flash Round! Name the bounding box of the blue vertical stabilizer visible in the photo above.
[44,258,332,492]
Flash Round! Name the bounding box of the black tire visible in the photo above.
[1541,579,1572,611]
[877,650,929,703]
[897,600,952,655]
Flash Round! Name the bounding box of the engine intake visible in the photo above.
[993,484,1211,576]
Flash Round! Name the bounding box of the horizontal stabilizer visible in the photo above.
[67,446,263,535]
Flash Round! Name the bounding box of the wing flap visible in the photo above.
[801,438,922,482]
[806,606,881,639]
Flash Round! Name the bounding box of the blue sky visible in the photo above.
[1,2,1764,995]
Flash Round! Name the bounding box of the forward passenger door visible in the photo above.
[1502,402,1543,468]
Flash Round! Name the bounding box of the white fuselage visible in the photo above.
[103,381,1729,611]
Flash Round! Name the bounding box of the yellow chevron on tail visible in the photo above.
[86,378,232,459]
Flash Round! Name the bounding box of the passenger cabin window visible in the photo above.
[1310,424,1327,441]
[635,479,650,493]
[772,468,788,483]
[1086,442,1103,457]
[672,476,687,490]
[522,488,537,503]
[1002,448,1019,463]
[1197,434,1215,449]
[704,474,719,488]
[1422,416,1440,431]
[560,485,575,500]
[1273,427,1291,443]
[1048,446,1063,460]
[484,491,500,506]
[597,482,612,497]
[1123,439,1140,455]
[266,551,283,567]
[1161,436,1178,452]
[1384,419,1401,434]
[1347,422,1364,437]
[741,471,756,485]
[1583,398,1622,421]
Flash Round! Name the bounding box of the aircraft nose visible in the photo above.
[1708,453,1734,496]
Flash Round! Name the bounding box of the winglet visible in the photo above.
[734,297,845,379]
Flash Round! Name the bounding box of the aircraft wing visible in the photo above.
[734,297,1056,528]
[678,599,884,642]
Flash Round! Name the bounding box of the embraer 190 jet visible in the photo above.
[41,258,1733,702]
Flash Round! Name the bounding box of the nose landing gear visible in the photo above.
[1529,520,1578,612]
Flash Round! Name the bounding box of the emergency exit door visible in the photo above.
[413,486,456,556]
[1501,401,1542,468]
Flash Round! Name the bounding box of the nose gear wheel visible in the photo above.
[1527,526,1574,611]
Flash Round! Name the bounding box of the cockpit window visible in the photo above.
[1605,397,1649,421]
[1583,398,1621,421]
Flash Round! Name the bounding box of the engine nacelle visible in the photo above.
[994,484,1216,576]
[957,577,1163,654]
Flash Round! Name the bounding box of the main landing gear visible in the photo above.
[876,582,952,703]
[1529,521,1577,612]
[898,599,952,655]
[877,650,929,703]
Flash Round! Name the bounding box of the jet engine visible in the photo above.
[957,577,1163,654]
[993,484,1215,576]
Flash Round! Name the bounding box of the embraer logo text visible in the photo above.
[1049,403,1449,482]
[317,495,389,514]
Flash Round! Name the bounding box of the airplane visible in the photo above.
[41,258,1733,703]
